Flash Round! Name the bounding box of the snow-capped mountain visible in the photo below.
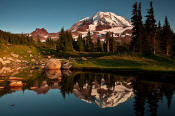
[73,80,134,108]
[70,11,133,41]
[27,11,132,43]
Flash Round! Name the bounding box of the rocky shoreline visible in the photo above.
[0,51,74,77]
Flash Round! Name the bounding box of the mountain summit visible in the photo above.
[28,12,132,42]
[29,28,59,42]
[70,11,132,40]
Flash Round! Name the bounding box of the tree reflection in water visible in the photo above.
[0,69,175,115]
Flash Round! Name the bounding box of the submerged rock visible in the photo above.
[46,69,62,79]
[8,77,24,81]
[30,87,38,90]
[0,80,5,83]
[0,86,5,89]
[81,57,88,61]
[45,59,61,70]
[9,81,23,87]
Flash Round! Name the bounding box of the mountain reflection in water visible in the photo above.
[0,69,175,116]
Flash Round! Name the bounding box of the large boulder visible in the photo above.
[45,59,62,70]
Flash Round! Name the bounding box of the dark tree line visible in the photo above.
[56,29,123,53]
[132,79,175,116]
[56,28,74,52]
[45,38,56,48]
[59,72,175,116]
[131,1,175,56]
[0,30,34,46]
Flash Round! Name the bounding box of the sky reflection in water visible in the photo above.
[0,69,175,116]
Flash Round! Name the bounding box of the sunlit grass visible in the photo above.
[0,44,41,61]
[72,55,175,71]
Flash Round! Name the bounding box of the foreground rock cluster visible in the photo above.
[0,53,27,68]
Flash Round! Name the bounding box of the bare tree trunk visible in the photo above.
[107,41,110,53]
[153,36,156,55]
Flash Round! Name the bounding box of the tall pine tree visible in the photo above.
[156,21,162,54]
[56,28,65,52]
[131,2,147,55]
[161,17,173,56]
[64,31,74,51]
[56,28,74,52]
[95,38,102,52]
[131,2,139,52]
[145,1,157,55]
[77,35,85,52]
[85,31,94,52]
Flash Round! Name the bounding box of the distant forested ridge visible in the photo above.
[0,30,34,45]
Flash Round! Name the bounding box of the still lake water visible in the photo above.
[0,68,175,116]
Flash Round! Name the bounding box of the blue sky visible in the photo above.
[0,0,174,33]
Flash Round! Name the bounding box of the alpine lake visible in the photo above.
[0,67,175,116]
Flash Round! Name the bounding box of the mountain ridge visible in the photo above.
[27,11,133,42]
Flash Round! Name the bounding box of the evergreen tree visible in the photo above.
[145,1,157,54]
[64,31,74,51]
[156,21,162,53]
[130,2,139,52]
[73,40,78,51]
[110,33,117,53]
[86,31,94,52]
[131,2,149,55]
[95,38,102,52]
[138,2,152,56]
[56,28,74,52]
[56,28,66,52]
[172,33,175,57]
[160,17,173,56]
[165,17,173,56]
[36,35,42,46]
[46,38,55,48]
[77,35,85,51]
[103,41,107,52]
